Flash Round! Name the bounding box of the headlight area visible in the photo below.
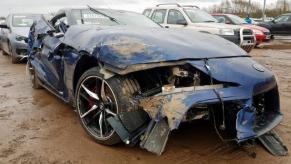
[219,28,235,36]
[128,64,226,98]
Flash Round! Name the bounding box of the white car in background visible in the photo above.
[143,3,256,52]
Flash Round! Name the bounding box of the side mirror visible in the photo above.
[177,19,188,26]
[0,24,9,29]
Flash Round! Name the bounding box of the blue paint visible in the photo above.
[28,13,282,143]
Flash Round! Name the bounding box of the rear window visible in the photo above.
[12,15,38,27]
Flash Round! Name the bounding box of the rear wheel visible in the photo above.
[75,67,140,145]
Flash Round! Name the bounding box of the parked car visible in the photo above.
[212,13,272,46]
[252,17,274,23]
[27,7,287,156]
[143,3,256,53]
[0,17,5,25]
[258,13,291,35]
[0,17,7,51]
[0,13,41,63]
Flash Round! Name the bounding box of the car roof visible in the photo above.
[212,13,225,16]
[145,3,200,10]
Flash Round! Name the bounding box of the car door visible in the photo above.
[1,16,11,53]
[271,15,290,34]
[166,9,188,29]
[34,14,68,95]
[286,15,291,34]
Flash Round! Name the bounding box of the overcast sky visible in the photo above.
[0,0,278,17]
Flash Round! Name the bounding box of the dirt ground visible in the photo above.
[0,48,291,164]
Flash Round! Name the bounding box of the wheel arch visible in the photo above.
[72,52,99,95]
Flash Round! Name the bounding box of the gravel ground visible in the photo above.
[0,48,290,164]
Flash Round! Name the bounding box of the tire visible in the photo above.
[9,43,19,64]
[75,67,140,145]
[28,61,43,89]
[11,54,19,64]
[1,48,9,56]
[2,51,9,56]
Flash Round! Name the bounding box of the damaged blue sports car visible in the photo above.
[27,7,288,156]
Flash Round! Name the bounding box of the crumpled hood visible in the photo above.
[62,25,248,69]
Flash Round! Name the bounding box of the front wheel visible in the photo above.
[75,67,140,145]
[9,43,18,64]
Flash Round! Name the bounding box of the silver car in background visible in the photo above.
[0,13,41,63]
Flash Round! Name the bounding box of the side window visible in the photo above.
[151,9,166,24]
[167,9,186,24]
[143,9,152,18]
[288,16,291,22]
[215,16,226,23]
[275,15,290,23]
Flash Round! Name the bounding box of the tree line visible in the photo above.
[206,0,291,18]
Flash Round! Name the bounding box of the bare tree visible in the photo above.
[207,0,291,18]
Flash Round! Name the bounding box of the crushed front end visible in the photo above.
[106,57,287,156]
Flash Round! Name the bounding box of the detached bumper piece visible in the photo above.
[107,110,150,146]
[140,118,170,155]
[259,130,288,156]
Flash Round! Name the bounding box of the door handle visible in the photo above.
[165,26,169,28]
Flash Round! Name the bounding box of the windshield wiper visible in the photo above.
[87,5,119,24]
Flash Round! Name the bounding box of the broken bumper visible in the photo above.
[108,57,286,156]
[11,40,28,60]
[141,84,282,140]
